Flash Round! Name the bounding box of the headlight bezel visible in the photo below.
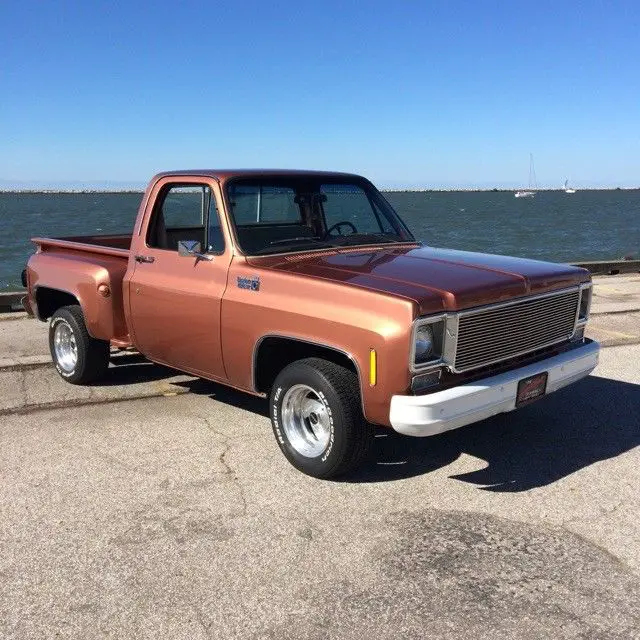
[577,283,592,323]
[411,315,447,371]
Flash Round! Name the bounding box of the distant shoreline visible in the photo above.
[0,189,146,194]
[1,187,639,194]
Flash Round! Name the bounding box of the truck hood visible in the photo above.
[250,245,590,314]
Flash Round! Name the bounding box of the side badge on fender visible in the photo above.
[237,276,260,292]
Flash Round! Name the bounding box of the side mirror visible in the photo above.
[177,240,212,261]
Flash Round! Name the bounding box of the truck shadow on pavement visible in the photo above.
[104,362,639,491]
[349,375,640,490]
[177,377,271,416]
[96,358,177,385]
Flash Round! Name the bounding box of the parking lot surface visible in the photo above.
[1,275,639,639]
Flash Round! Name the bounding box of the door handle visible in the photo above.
[134,255,155,263]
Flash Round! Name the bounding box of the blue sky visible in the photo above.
[2,0,639,189]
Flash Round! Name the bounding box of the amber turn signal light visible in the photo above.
[369,349,377,386]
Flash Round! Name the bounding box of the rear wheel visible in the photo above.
[49,305,110,384]
[270,358,374,479]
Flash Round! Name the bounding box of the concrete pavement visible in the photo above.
[589,274,640,314]
[1,275,639,639]
[1,345,639,639]
[587,274,640,347]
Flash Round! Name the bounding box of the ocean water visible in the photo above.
[1,190,638,290]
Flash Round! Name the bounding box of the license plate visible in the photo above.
[516,372,548,407]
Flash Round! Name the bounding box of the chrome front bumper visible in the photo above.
[389,340,600,437]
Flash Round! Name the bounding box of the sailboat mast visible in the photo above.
[529,153,537,190]
[514,154,537,197]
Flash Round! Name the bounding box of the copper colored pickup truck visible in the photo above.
[24,170,599,478]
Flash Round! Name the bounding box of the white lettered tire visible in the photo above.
[270,358,374,478]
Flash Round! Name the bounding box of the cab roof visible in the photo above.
[152,169,364,184]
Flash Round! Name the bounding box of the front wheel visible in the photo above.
[270,358,374,479]
[49,305,110,384]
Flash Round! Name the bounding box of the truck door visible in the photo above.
[126,178,231,380]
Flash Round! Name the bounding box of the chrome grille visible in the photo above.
[454,289,580,372]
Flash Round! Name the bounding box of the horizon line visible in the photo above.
[2,186,639,194]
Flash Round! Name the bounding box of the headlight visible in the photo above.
[413,319,445,366]
[415,325,434,362]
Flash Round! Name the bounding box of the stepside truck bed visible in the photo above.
[26,234,132,344]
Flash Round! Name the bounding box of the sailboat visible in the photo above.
[563,179,576,194]
[515,153,537,198]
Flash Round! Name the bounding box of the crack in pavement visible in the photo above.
[19,368,28,408]
[561,497,626,526]
[192,603,214,640]
[197,414,249,520]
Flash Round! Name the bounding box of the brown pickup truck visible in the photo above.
[24,170,599,478]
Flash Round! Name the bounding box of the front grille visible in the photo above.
[454,289,580,372]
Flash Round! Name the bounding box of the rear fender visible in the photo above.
[28,252,127,340]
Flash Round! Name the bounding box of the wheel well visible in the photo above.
[254,337,359,394]
[35,287,80,320]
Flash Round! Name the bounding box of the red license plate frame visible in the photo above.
[516,372,548,407]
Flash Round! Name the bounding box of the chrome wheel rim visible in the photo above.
[53,321,78,373]
[281,384,331,458]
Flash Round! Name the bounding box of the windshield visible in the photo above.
[225,176,414,255]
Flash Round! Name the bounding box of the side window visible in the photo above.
[229,185,301,225]
[161,185,207,229]
[320,184,388,234]
[148,184,225,253]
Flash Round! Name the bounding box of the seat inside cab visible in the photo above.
[229,186,320,254]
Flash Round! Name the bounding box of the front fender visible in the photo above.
[222,267,415,426]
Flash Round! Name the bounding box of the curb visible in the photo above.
[590,307,640,316]
[574,260,640,275]
[0,350,151,372]
[0,292,26,313]
[0,384,191,417]
[0,355,51,371]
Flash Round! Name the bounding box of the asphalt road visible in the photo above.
[1,341,639,639]
[1,275,639,639]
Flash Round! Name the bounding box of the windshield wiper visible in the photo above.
[335,233,404,246]
[268,236,328,246]
[253,237,337,255]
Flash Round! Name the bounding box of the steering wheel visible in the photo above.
[325,220,358,237]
